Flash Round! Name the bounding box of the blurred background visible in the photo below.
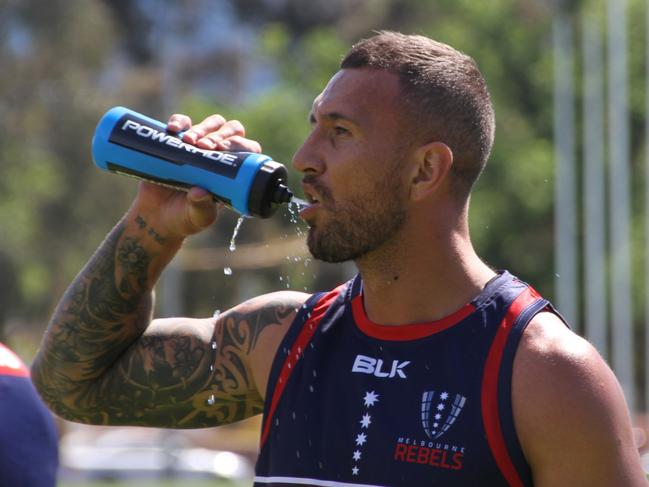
[2,0,649,484]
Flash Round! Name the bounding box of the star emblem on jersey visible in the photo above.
[421,390,466,440]
[363,390,379,407]
[355,432,367,446]
[349,390,380,478]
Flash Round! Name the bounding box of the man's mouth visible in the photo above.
[299,181,326,219]
[301,182,323,206]
[305,193,320,205]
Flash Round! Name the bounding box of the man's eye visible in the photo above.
[334,126,349,135]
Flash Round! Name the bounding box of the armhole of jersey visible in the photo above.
[261,291,325,411]
[259,284,347,449]
[481,286,548,487]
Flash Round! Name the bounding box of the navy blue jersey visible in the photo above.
[0,343,59,487]
[255,271,557,487]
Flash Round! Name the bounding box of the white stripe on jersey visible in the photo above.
[254,476,389,487]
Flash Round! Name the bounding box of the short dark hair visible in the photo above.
[341,31,495,196]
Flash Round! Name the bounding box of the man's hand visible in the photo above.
[132,113,263,241]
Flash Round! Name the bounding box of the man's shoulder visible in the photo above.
[511,312,645,484]
[232,290,312,316]
[513,311,615,418]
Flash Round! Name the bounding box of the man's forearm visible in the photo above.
[32,209,182,420]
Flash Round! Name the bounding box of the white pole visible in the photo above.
[553,13,578,327]
[582,15,608,358]
[607,0,634,409]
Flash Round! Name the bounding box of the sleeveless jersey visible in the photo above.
[0,342,59,487]
[254,271,559,487]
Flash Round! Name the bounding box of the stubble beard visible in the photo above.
[306,176,408,264]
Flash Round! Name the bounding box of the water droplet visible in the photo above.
[312,370,317,377]
[207,394,215,405]
[291,197,309,209]
[223,267,232,276]
[292,411,296,420]
[309,385,314,392]
[213,309,221,318]
[211,341,217,350]
[296,450,300,458]
[275,418,280,426]
[229,216,245,252]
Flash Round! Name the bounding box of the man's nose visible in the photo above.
[292,132,324,175]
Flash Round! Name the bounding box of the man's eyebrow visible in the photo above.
[308,111,359,125]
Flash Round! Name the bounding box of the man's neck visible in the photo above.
[354,228,495,327]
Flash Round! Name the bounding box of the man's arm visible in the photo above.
[513,312,647,486]
[32,207,307,428]
[32,112,307,428]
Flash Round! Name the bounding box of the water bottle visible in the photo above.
[92,106,293,218]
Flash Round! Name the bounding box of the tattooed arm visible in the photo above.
[32,111,306,427]
[32,204,307,428]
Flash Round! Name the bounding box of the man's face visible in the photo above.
[292,68,412,263]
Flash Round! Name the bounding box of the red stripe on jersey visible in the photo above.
[0,343,29,377]
[481,286,540,487]
[260,285,346,449]
[352,294,475,341]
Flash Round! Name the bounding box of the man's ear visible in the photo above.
[409,142,453,201]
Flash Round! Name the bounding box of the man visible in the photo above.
[32,31,646,486]
[0,342,58,486]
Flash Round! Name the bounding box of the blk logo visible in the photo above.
[352,354,411,379]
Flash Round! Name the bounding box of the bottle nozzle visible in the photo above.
[272,183,293,204]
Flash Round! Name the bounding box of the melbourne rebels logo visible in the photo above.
[421,390,466,440]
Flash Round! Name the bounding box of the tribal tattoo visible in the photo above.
[32,215,301,428]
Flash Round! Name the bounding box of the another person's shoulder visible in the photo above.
[512,312,646,485]
[0,342,30,377]
[0,342,60,485]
